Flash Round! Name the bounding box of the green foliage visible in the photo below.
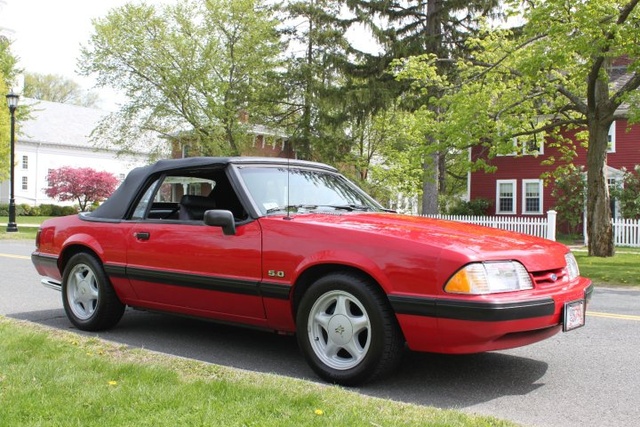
[276,0,356,162]
[23,72,100,107]
[446,198,492,216]
[610,165,640,219]
[0,77,9,182]
[0,38,18,182]
[0,203,76,217]
[80,0,282,157]
[392,0,640,255]
[550,165,587,235]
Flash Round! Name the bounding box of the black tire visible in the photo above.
[61,252,125,331]
[296,272,404,386]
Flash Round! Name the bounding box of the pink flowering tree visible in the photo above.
[45,167,119,211]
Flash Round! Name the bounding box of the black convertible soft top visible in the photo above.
[88,157,336,220]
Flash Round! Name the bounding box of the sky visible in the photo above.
[0,0,375,111]
[0,0,171,110]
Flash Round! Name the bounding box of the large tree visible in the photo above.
[343,0,502,214]
[45,167,119,211]
[276,0,355,162]
[23,72,99,107]
[0,38,18,181]
[79,0,282,156]
[419,0,640,257]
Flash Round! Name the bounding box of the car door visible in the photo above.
[124,171,265,324]
[125,221,264,322]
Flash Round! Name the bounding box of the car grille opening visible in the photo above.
[531,267,568,288]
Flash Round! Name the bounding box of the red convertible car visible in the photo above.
[32,157,592,385]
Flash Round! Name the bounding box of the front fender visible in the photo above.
[293,249,392,293]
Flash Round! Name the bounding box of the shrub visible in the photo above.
[550,165,586,234]
[446,198,492,216]
[0,203,78,217]
[610,165,640,219]
[61,206,77,216]
[38,204,54,216]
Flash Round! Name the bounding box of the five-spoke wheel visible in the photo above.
[66,262,100,320]
[297,272,404,385]
[62,252,125,331]
[306,290,372,371]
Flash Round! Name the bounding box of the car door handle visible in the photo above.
[134,231,150,241]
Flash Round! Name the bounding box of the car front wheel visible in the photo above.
[296,272,404,386]
[62,252,125,331]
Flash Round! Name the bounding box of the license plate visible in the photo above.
[563,299,586,332]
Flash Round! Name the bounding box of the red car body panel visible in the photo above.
[32,157,592,357]
[33,210,592,354]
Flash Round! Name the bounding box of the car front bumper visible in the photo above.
[390,278,593,354]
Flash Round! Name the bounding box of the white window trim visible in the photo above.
[522,179,543,215]
[496,179,517,215]
[496,137,544,157]
[607,121,616,153]
[522,137,544,156]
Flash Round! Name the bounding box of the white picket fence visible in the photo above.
[612,218,640,247]
[423,210,557,241]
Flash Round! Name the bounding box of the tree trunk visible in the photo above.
[420,0,442,216]
[421,151,439,215]
[586,119,614,257]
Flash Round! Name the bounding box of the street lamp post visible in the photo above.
[6,92,19,232]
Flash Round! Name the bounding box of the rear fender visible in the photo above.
[59,234,106,273]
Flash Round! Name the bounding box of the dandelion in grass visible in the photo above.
[314,409,324,416]
[108,380,118,386]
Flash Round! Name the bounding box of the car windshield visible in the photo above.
[237,166,384,216]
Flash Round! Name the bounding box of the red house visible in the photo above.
[468,119,640,223]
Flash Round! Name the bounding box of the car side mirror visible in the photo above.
[203,210,236,235]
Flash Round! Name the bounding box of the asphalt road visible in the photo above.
[2,240,639,427]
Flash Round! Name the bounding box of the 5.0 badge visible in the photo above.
[267,270,285,278]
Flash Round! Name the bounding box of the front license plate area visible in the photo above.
[563,300,586,332]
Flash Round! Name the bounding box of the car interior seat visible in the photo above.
[178,195,217,221]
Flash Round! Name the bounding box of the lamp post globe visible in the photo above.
[6,92,19,232]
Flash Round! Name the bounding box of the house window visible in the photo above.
[496,137,544,157]
[608,121,616,153]
[22,156,28,170]
[21,176,28,191]
[522,136,544,156]
[522,179,543,214]
[496,180,516,214]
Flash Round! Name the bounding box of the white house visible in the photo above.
[0,98,151,206]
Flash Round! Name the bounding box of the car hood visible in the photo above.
[286,212,568,271]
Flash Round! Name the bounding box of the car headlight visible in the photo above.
[565,252,580,280]
[444,261,533,295]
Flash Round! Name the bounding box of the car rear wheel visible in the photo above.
[296,272,404,386]
[62,252,125,331]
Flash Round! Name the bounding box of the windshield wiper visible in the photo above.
[265,204,318,214]
[327,204,372,211]
[265,204,373,215]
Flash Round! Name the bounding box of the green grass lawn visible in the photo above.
[0,215,53,225]
[574,251,640,287]
[0,216,51,240]
[0,317,513,427]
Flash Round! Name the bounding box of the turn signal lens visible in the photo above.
[445,261,533,295]
[565,252,580,280]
